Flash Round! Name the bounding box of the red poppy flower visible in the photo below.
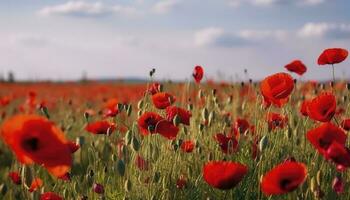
[341,119,350,131]
[284,60,307,76]
[214,133,238,154]
[40,192,63,200]
[266,113,288,131]
[261,161,307,195]
[260,73,294,107]
[29,178,43,192]
[307,123,346,156]
[148,82,162,95]
[0,115,72,177]
[85,121,116,135]
[67,141,80,153]
[326,142,350,171]
[166,106,192,125]
[152,92,176,109]
[318,48,348,65]
[299,100,310,117]
[156,120,179,140]
[181,140,195,153]
[0,96,11,107]
[203,161,248,190]
[138,112,179,140]
[103,98,119,117]
[307,93,336,122]
[233,118,250,135]
[136,155,149,171]
[8,172,21,185]
[138,112,164,135]
[193,65,204,83]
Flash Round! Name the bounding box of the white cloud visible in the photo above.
[298,22,350,39]
[38,1,139,17]
[194,28,225,47]
[152,0,181,14]
[228,0,326,7]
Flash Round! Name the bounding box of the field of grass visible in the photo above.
[0,62,349,199]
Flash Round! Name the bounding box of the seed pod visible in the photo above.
[124,179,132,192]
[259,135,268,152]
[117,159,125,176]
[131,136,140,152]
[137,110,142,117]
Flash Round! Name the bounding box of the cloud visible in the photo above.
[298,22,350,39]
[38,1,138,17]
[152,0,181,14]
[194,27,287,47]
[228,0,326,7]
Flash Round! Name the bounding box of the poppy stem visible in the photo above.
[332,64,336,86]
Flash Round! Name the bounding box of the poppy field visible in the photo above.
[0,48,349,200]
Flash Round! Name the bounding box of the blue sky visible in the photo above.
[0,0,349,81]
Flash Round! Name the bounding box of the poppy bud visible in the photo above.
[117,159,125,176]
[131,136,140,152]
[227,96,233,104]
[332,176,344,195]
[187,104,193,111]
[212,89,217,96]
[259,135,268,152]
[84,112,90,122]
[208,152,214,161]
[347,83,350,90]
[125,130,132,145]
[199,124,204,132]
[126,105,132,116]
[88,169,94,177]
[111,154,117,162]
[173,115,181,126]
[310,177,316,192]
[137,100,144,109]
[124,179,132,192]
[198,90,204,99]
[330,81,334,88]
[208,111,215,126]
[316,171,322,185]
[153,171,161,183]
[137,110,142,117]
[202,108,209,121]
[40,106,50,119]
[0,184,7,195]
[93,183,104,194]
[117,103,123,112]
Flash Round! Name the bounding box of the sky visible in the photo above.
[0,0,349,81]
